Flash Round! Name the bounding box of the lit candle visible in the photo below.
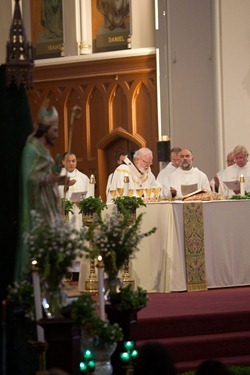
[97,255,105,320]
[87,174,95,197]
[124,175,129,196]
[240,175,245,196]
[32,261,45,343]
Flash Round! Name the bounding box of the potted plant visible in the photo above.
[109,284,148,311]
[61,197,75,222]
[112,196,146,214]
[78,197,107,227]
[112,196,146,227]
[70,293,124,374]
[105,285,149,342]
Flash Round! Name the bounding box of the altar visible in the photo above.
[115,200,250,292]
[79,200,250,293]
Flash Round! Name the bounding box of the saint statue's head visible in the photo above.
[37,106,59,126]
[34,102,59,138]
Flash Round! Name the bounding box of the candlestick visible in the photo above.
[123,175,129,196]
[88,174,95,197]
[97,255,105,320]
[32,261,45,343]
[240,175,245,196]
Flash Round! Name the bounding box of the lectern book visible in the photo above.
[182,188,207,200]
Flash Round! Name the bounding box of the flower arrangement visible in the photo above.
[6,280,35,320]
[24,210,86,289]
[71,294,123,343]
[84,208,156,279]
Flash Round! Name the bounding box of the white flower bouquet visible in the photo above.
[24,210,86,288]
[84,208,156,279]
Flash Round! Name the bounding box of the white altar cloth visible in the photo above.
[78,200,250,293]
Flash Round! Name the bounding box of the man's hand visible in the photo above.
[214,175,220,192]
[68,179,77,186]
[57,175,70,186]
[233,188,240,194]
[170,186,177,198]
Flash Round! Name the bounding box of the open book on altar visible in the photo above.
[181,183,198,196]
[222,180,240,191]
[70,191,87,202]
[182,188,207,200]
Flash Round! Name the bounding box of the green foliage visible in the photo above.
[71,294,124,343]
[70,293,96,327]
[78,196,107,215]
[61,198,75,215]
[112,196,146,214]
[230,366,250,374]
[110,285,149,311]
[180,366,250,375]
[230,192,250,200]
[6,280,35,320]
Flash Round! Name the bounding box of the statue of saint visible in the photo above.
[41,0,63,39]
[14,103,68,281]
[97,0,130,30]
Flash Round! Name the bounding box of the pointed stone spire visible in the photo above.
[5,0,34,88]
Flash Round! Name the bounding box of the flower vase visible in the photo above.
[81,332,117,375]
[64,213,69,222]
[43,284,66,318]
[104,276,122,302]
[82,212,93,227]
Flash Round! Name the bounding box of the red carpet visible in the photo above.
[129,287,250,372]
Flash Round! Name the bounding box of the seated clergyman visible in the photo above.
[162,148,211,199]
[107,147,160,203]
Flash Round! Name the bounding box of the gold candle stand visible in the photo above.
[122,259,135,288]
[29,341,48,375]
[85,254,98,293]
[82,212,98,293]
[122,209,136,289]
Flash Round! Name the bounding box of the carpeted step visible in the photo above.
[135,331,250,363]
[131,311,250,340]
[127,289,250,373]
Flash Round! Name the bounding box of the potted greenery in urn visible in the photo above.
[112,196,146,226]
[61,197,75,222]
[78,196,107,227]
[109,284,148,311]
[112,196,146,214]
[70,293,124,375]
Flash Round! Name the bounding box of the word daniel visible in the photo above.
[108,36,126,43]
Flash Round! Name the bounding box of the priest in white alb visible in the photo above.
[58,152,89,230]
[162,148,211,199]
[219,145,250,198]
